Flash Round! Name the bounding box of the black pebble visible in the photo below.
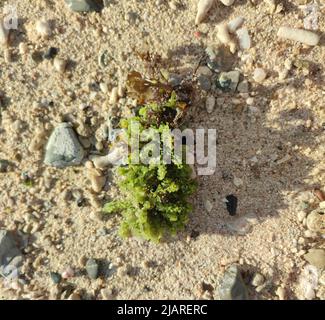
[226,195,238,216]
[43,47,58,60]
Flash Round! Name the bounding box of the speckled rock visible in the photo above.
[44,123,85,168]
[219,265,248,300]
[65,0,103,12]
[218,71,240,92]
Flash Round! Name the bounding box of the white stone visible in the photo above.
[53,57,67,73]
[253,68,267,83]
[206,95,215,113]
[109,87,119,104]
[219,0,235,6]
[35,19,52,38]
[233,177,243,187]
[277,27,319,46]
[0,20,9,46]
[195,0,215,25]
[227,17,244,33]
[251,273,265,287]
[236,27,251,50]
[276,287,285,300]
[217,24,232,44]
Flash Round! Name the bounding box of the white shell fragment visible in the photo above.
[53,57,67,73]
[253,68,267,83]
[236,27,251,50]
[195,0,215,25]
[217,23,237,53]
[35,19,52,38]
[206,95,216,113]
[217,24,232,44]
[277,26,319,46]
[91,142,128,169]
[227,16,244,33]
[0,20,9,46]
[219,0,235,6]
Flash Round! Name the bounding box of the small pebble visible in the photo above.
[217,24,232,45]
[228,17,244,33]
[61,267,74,279]
[277,26,320,46]
[195,0,215,25]
[276,287,285,300]
[226,194,238,216]
[86,258,99,280]
[0,20,9,46]
[19,43,28,55]
[109,87,119,104]
[50,272,62,284]
[206,95,215,113]
[65,0,103,12]
[236,27,251,50]
[35,19,52,38]
[253,68,267,83]
[43,47,58,60]
[219,0,235,6]
[304,249,325,269]
[251,273,265,287]
[53,57,67,73]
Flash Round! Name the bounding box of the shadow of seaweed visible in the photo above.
[153,42,323,244]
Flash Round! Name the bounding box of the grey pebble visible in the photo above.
[50,272,62,284]
[65,0,103,12]
[218,71,240,92]
[219,265,248,300]
[197,75,211,91]
[168,73,183,87]
[44,123,85,168]
[0,230,23,280]
[86,258,99,279]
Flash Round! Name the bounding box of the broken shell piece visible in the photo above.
[217,24,232,44]
[35,19,52,38]
[227,17,244,33]
[91,142,128,169]
[206,95,216,113]
[53,57,67,73]
[236,27,251,50]
[195,0,215,25]
[277,26,319,46]
[219,0,235,6]
[0,20,9,46]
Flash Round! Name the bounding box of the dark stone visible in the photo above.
[50,272,62,284]
[43,47,59,60]
[31,51,43,63]
[226,194,238,216]
[0,159,10,173]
